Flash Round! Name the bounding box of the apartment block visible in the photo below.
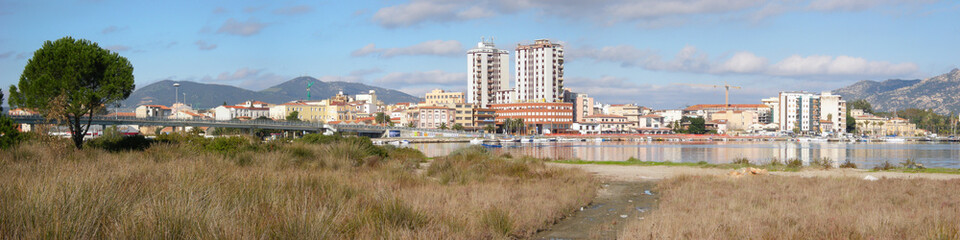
[515,39,564,103]
[425,89,465,106]
[467,40,510,108]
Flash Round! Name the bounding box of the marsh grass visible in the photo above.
[620,175,960,239]
[0,137,594,239]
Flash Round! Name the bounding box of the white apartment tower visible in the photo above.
[776,91,846,134]
[467,39,510,108]
[515,39,564,103]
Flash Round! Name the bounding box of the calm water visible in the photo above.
[409,141,960,168]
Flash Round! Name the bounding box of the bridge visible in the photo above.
[6,115,487,138]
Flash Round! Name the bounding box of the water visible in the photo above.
[409,141,960,168]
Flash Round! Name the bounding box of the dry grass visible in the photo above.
[620,175,960,239]
[0,139,595,239]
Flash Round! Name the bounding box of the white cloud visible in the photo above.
[768,55,918,77]
[216,18,268,36]
[715,52,768,73]
[0,51,13,59]
[194,40,217,50]
[370,0,940,28]
[204,67,263,82]
[574,44,919,78]
[351,40,463,58]
[807,0,938,11]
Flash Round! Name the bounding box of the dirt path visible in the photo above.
[531,181,658,240]
[531,163,960,239]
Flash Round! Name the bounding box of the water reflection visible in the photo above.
[407,141,960,168]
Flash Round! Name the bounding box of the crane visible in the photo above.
[675,81,742,107]
[306,81,315,100]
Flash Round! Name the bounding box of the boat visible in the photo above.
[885,138,906,143]
[481,143,503,148]
[469,138,484,144]
[499,138,516,143]
[520,138,533,143]
[533,138,549,143]
[593,138,604,142]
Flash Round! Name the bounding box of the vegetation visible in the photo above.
[557,156,861,172]
[620,175,960,239]
[452,123,464,131]
[674,116,707,134]
[0,137,594,239]
[0,90,26,149]
[848,99,873,114]
[286,111,300,121]
[374,112,390,125]
[8,37,135,149]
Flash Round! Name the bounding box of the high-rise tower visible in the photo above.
[466,39,510,108]
[515,39,564,102]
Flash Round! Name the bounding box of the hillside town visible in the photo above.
[7,39,926,138]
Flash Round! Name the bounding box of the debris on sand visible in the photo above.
[864,175,879,181]
[727,167,768,178]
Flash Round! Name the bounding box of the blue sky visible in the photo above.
[1,0,958,109]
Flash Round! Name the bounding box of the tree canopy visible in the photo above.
[9,37,135,149]
[848,99,873,114]
[286,111,300,121]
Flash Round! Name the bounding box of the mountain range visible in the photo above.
[832,68,960,115]
[120,77,421,109]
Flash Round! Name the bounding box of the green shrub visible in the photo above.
[87,135,152,152]
[203,136,249,155]
[874,161,895,171]
[786,158,803,168]
[811,157,833,169]
[732,157,751,165]
[0,116,26,149]
[839,160,857,168]
[768,157,783,166]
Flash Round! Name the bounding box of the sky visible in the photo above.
[1,0,958,109]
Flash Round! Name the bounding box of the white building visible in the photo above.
[467,39,510,108]
[776,91,846,134]
[355,90,380,105]
[135,105,171,118]
[214,105,270,121]
[515,39,564,103]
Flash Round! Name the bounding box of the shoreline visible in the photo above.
[548,162,960,181]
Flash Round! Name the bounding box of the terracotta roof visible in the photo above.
[180,111,204,117]
[418,106,452,110]
[142,105,171,110]
[891,117,908,121]
[684,104,768,111]
[584,114,626,118]
[251,101,269,105]
[106,112,136,117]
[638,114,663,118]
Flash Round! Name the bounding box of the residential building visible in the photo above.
[515,39,564,103]
[270,102,328,122]
[572,93,594,123]
[761,97,779,124]
[452,103,475,129]
[214,105,270,121]
[135,105,172,118]
[473,108,497,131]
[354,90,380,105]
[425,89,465,106]
[417,106,454,129]
[683,104,771,123]
[467,39,511,108]
[818,92,847,133]
[710,110,760,131]
[777,92,821,133]
[654,110,683,126]
[608,104,643,130]
[852,114,925,137]
[582,114,630,133]
[493,89,516,105]
[169,110,205,120]
[638,114,665,129]
[775,91,846,134]
[491,102,573,134]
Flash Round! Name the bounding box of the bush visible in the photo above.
[0,116,26,149]
[874,161,895,171]
[732,157,751,165]
[481,207,514,237]
[811,157,833,169]
[786,158,803,168]
[768,157,783,166]
[203,136,250,155]
[86,135,152,152]
[839,160,857,168]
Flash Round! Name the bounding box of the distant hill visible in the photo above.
[121,77,421,109]
[832,79,921,102]
[832,68,960,114]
